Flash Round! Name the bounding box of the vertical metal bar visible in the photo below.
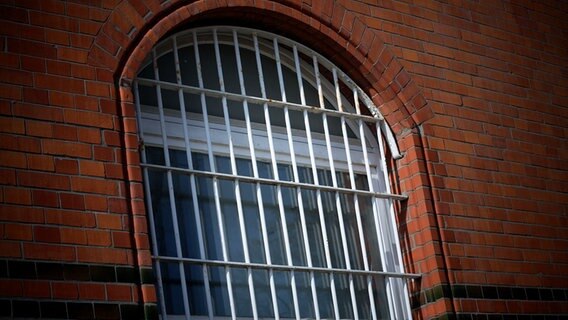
[172,35,214,319]
[231,29,264,320]
[376,120,412,319]
[293,45,321,320]
[214,29,258,320]
[193,30,237,319]
[353,88,378,320]
[360,115,396,319]
[274,37,301,320]
[251,32,280,319]
[312,56,341,320]
[152,47,192,320]
[134,81,168,320]
[327,67,359,320]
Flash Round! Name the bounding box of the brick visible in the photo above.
[0,150,27,169]
[79,160,105,177]
[70,176,118,195]
[77,127,101,144]
[0,67,34,86]
[29,11,79,32]
[23,88,49,104]
[52,282,78,299]
[35,74,84,94]
[44,209,96,228]
[63,109,113,129]
[27,154,55,171]
[42,140,91,159]
[34,226,62,243]
[78,283,106,300]
[58,47,88,63]
[86,229,112,246]
[84,194,108,212]
[23,280,51,298]
[55,158,79,175]
[59,192,85,210]
[4,223,33,241]
[17,171,70,190]
[12,102,64,122]
[23,243,75,261]
[0,241,22,258]
[106,284,132,302]
[49,91,75,108]
[32,189,59,207]
[4,186,32,205]
[76,247,128,264]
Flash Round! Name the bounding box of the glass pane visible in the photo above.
[195,176,223,260]
[373,276,391,320]
[260,184,286,265]
[209,266,231,317]
[315,272,333,318]
[336,273,354,319]
[232,267,253,317]
[147,170,176,257]
[252,269,273,318]
[360,195,383,271]
[160,262,184,315]
[185,264,207,316]
[240,180,266,264]
[274,271,294,318]
[355,274,372,319]
[296,271,314,318]
[172,172,200,259]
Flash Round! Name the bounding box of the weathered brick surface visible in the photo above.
[0,0,566,319]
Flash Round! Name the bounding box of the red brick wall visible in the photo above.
[0,0,566,319]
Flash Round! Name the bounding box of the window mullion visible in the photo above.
[358,99,397,319]
[194,31,237,319]
[308,59,341,320]
[134,81,168,320]
[352,88,378,320]
[292,46,324,320]
[233,30,275,320]
[252,33,282,320]
[173,35,215,319]
[376,121,413,319]
[326,67,359,320]
[153,48,192,320]
[274,37,302,320]
[214,29,259,320]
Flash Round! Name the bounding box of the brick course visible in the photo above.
[0,0,567,319]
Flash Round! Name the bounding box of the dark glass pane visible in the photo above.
[252,269,273,317]
[232,268,253,317]
[336,273,354,319]
[274,271,294,318]
[185,264,207,316]
[315,272,333,318]
[209,266,230,316]
[157,51,177,83]
[160,262,184,315]
[177,46,198,87]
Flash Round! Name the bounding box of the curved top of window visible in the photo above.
[135,26,401,160]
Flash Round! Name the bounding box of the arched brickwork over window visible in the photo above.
[99,1,445,319]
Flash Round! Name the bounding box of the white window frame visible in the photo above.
[134,26,418,320]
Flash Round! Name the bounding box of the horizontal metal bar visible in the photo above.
[152,255,421,279]
[140,162,408,201]
[136,77,382,124]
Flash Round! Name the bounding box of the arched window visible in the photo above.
[134,26,417,320]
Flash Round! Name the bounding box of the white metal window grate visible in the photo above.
[134,26,418,320]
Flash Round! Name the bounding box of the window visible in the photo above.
[134,26,416,320]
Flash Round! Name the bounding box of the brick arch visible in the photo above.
[89,0,432,136]
[94,0,448,318]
